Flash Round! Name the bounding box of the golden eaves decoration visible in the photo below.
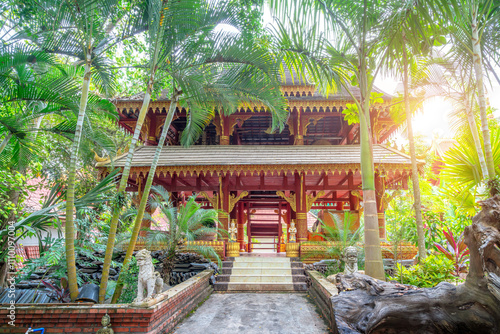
[306,190,325,211]
[228,191,249,213]
[200,191,218,210]
[276,191,297,212]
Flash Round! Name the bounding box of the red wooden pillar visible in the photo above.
[237,202,246,251]
[137,175,151,238]
[375,173,386,240]
[218,174,230,240]
[277,202,283,253]
[247,204,252,252]
[295,172,308,243]
[146,112,158,145]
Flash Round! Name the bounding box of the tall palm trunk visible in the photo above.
[465,98,488,179]
[471,6,494,179]
[0,134,12,155]
[111,91,180,303]
[99,1,169,303]
[65,58,92,300]
[359,59,385,281]
[97,91,151,302]
[402,37,426,260]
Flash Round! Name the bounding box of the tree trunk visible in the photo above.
[111,91,180,303]
[65,59,92,301]
[465,98,488,179]
[98,91,151,303]
[471,6,494,179]
[359,60,385,281]
[98,2,170,302]
[0,133,12,155]
[327,195,500,334]
[402,36,426,260]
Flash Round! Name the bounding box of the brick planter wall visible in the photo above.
[0,269,213,334]
[307,270,339,333]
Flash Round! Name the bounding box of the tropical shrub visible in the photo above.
[434,228,469,277]
[146,186,222,279]
[393,254,455,288]
[116,257,139,304]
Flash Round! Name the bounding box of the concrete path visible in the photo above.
[173,293,329,334]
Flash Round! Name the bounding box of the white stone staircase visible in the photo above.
[214,256,307,292]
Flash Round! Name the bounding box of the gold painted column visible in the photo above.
[215,114,231,145]
[375,173,387,240]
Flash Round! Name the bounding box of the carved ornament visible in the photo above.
[276,191,297,212]
[229,115,253,135]
[200,191,219,210]
[301,115,324,136]
[228,191,249,213]
[306,191,325,211]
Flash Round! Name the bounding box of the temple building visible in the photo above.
[100,72,415,254]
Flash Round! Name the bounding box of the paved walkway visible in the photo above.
[173,293,329,334]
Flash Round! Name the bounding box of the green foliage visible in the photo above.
[393,254,455,288]
[311,211,363,263]
[117,257,139,304]
[146,186,223,277]
[342,92,386,125]
[0,169,32,221]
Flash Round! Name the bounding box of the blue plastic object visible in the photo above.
[25,328,45,334]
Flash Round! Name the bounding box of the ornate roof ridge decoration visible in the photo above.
[106,163,412,179]
[94,145,130,167]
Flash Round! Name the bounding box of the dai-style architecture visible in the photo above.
[100,72,415,255]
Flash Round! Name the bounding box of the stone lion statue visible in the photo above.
[343,246,359,275]
[134,249,164,303]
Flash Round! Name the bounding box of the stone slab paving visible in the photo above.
[173,293,329,334]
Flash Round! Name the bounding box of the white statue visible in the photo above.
[228,220,237,242]
[343,246,359,275]
[134,249,164,303]
[288,221,297,243]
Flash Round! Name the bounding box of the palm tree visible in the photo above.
[146,186,222,280]
[270,0,418,280]
[16,0,147,300]
[383,4,440,260]
[110,2,288,302]
[431,0,500,179]
[0,45,115,286]
[99,0,180,303]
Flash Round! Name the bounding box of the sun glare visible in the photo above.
[412,97,454,140]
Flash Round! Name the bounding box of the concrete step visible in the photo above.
[221,268,305,275]
[214,282,307,292]
[230,275,307,283]
[234,257,290,263]
[216,257,307,292]
[232,261,291,268]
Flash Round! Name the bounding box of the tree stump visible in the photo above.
[329,195,500,334]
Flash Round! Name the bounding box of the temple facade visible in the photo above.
[101,74,415,254]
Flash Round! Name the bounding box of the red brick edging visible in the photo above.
[0,270,213,334]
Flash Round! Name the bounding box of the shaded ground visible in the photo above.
[173,293,329,334]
